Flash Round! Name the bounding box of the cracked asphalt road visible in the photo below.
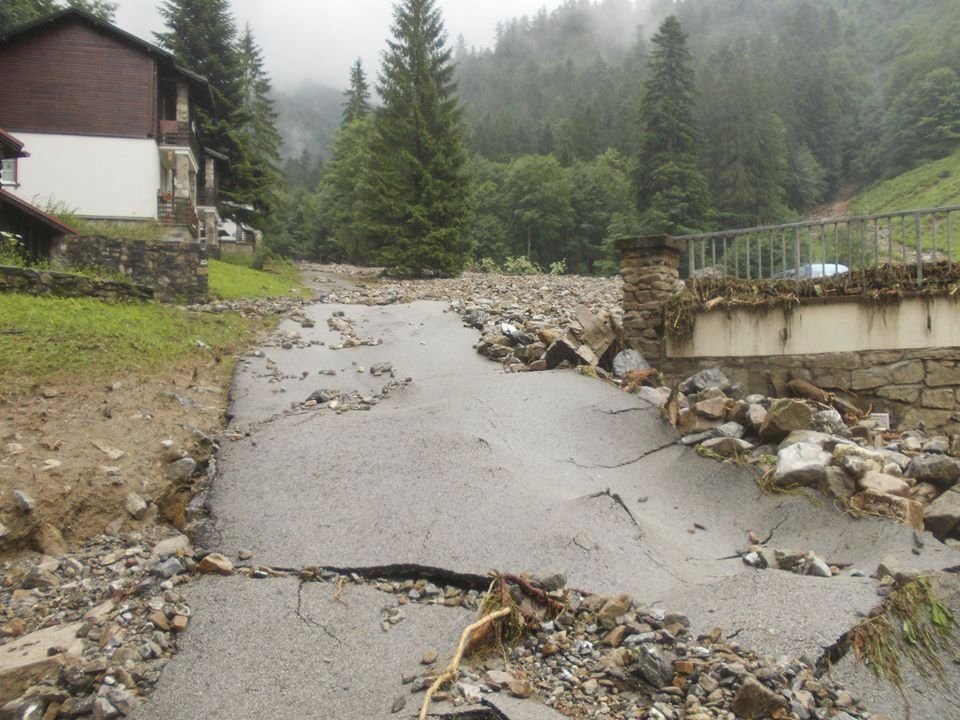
[134,277,959,719]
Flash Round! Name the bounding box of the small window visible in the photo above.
[0,158,18,188]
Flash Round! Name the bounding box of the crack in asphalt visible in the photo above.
[565,439,676,470]
[599,406,650,416]
[567,535,593,553]
[295,580,342,644]
[585,487,641,530]
[761,515,790,545]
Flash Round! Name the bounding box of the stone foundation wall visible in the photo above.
[665,348,960,433]
[0,265,154,301]
[618,235,960,434]
[51,236,208,303]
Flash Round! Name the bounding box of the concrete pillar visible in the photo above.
[617,235,685,363]
[204,209,218,252]
[175,81,190,125]
[174,153,191,200]
[204,157,216,198]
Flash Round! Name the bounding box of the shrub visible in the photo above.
[0,232,25,266]
[478,257,502,273]
[549,259,567,275]
[502,256,541,275]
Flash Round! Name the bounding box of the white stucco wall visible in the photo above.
[667,295,960,358]
[9,132,161,219]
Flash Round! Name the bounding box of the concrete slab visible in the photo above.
[133,577,474,720]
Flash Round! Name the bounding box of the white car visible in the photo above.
[775,263,849,280]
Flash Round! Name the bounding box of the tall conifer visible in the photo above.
[634,15,710,234]
[155,0,248,206]
[342,59,371,125]
[235,24,283,219]
[370,0,471,277]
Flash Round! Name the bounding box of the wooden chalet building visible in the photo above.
[0,8,223,244]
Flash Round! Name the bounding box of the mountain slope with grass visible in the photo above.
[850,149,960,215]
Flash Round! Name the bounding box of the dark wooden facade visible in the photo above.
[0,188,75,261]
[0,18,157,138]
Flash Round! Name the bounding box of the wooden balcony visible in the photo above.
[157,194,198,236]
[157,120,200,160]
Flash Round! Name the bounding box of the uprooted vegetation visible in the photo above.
[663,261,960,340]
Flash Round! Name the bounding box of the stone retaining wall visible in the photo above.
[50,236,208,303]
[618,235,960,434]
[0,265,154,301]
[665,349,960,433]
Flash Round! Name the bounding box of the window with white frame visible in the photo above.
[0,158,18,188]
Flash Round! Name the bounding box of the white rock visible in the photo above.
[151,534,192,559]
[125,493,148,520]
[773,443,832,487]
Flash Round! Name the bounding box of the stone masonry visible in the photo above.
[619,236,960,433]
[666,349,960,433]
[617,235,684,363]
[0,265,154,302]
[50,236,208,303]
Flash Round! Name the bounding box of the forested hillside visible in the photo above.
[271,0,960,275]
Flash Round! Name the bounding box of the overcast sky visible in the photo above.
[113,0,557,90]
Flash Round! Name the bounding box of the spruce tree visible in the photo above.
[634,15,710,235]
[155,0,248,207]
[0,0,114,34]
[234,24,284,220]
[342,59,371,125]
[369,0,471,277]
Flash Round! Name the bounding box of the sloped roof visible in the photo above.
[0,8,213,104]
[0,129,27,160]
[0,188,77,235]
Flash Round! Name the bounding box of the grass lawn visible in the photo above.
[0,294,266,393]
[208,257,306,300]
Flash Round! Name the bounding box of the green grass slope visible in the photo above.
[208,257,306,300]
[850,150,960,215]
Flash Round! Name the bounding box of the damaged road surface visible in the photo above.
[134,294,960,720]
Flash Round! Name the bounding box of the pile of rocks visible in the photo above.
[394,581,877,720]
[189,296,311,320]
[325,311,383,350]
[311,269,621,322]
[308,268,626,372]
[297,374,414,415]
[638,368,960,545]
[0,529,206,718]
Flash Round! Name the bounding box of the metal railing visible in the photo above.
[678,205,960,285]
[196,186,219,207]
[157,194,198,235]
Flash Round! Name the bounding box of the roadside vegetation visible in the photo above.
[0,294,266,394]
[207,253,305,300]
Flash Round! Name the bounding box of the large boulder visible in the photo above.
[850,490,924,530]
[906,454,960,490]
[833,444,885,480]
[759,399,813,442]
[772,442,832,487]
[924,488,960,539]
[857,471,912,498]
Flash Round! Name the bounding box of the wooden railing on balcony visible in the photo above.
[157,119,200,161]
[157,194,198,236]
